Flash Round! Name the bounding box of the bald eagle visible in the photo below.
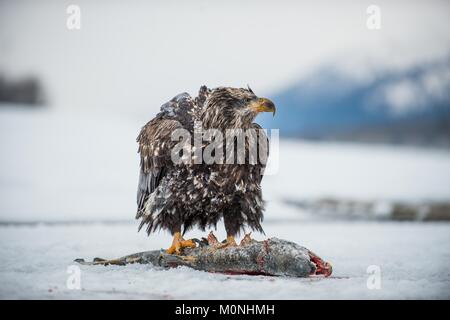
[136,86,276,254]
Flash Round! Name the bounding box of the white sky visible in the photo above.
[0,0,449,117]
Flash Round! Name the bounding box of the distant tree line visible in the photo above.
[0,74,45,106]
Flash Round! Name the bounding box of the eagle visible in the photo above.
[136,86,276,254]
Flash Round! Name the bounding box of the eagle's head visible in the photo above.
[201,86,276,129]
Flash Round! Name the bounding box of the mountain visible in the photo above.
[259,58,450,147]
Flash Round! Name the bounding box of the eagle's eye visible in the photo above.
[237,95,256,108]
[239,91,257,104]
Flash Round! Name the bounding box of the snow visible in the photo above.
[2,106,450,223]
[1,106,450,299]
[0,222,449,299]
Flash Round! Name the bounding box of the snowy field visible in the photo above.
[0,222,449,299]
[1,107,450,299]
[2,107,450,223]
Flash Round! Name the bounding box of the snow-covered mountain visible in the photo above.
[259,58,450,146]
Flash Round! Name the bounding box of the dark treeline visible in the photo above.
[0,74,45,106]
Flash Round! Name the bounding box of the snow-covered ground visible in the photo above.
[0,222,449,299]
[1,106,450,299]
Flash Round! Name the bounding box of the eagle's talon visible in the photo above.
[180,239,196,249]
[215,236,237,249]
[166,232,196,255]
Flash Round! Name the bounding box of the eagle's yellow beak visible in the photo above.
[250,98,276,117]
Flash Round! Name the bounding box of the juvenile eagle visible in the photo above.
[136,86,275,254]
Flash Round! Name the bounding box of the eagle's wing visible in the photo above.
[252,122,269,183]
[136,118,183,219]
[195,85,211,109]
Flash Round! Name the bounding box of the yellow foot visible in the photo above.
[166,232,196,255]
[215,236,238,249]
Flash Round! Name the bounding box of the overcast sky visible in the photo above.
[0,0,449,117]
